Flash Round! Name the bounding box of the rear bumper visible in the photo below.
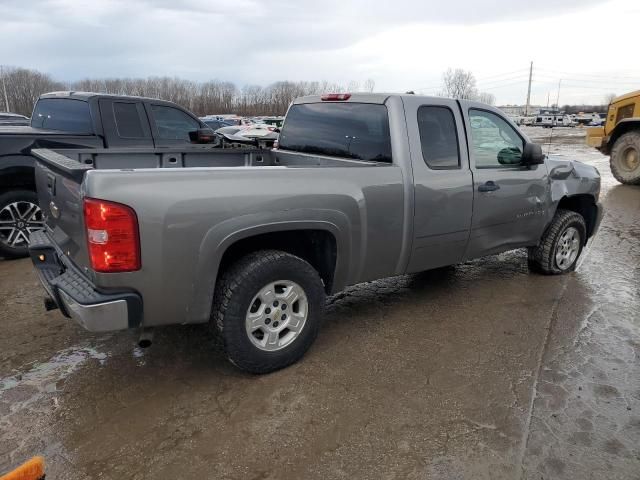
[28,231,142,332]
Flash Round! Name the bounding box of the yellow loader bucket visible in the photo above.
[586,126,605,148]
[0,457,45,480]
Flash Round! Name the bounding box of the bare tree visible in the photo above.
[363,78,376,92]
[603,93,617,105]
[0,65,491,117]
[347,80,360,92]
[0,66,64,115]
[477,92,496,106]
[441,68,477,100]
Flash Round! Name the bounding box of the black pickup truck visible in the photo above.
[0,91,217,258]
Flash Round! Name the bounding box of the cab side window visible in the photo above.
[113,102,145,138]
[469,109,524,168]
[151,105,201,142]
[417,106,460,169]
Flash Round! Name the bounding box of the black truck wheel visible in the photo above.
[0,190,45,259]
[211,250,325,374]
[610,131,640,185]
[527,209,586,275]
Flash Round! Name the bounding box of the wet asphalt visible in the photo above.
[0,127,639,479]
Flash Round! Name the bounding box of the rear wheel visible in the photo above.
[211,250,325,374]
[610,131,640,185]
[0,190,44,259]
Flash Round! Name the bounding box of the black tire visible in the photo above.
[527,209,586,275]
[211,250,325,374]
[610,131,640,185]
[0,190,43,259]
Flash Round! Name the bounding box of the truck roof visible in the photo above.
[39,91,167,103]
[293,92,445,105]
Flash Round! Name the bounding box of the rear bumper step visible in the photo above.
[28,230,142,332]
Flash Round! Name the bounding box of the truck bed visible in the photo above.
[32,147,381,179]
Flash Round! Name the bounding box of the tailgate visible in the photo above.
[31,148,93,271]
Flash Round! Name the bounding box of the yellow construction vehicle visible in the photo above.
[587,90,640,184]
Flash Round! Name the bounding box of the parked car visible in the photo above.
[575,112,603,126]
[0,112,30,126]
[29,93,602,373]
[237,123,278,138]
[215,124,279,148]
[0,91,216,258]
[203,119,233,130]
[262,116,285,128]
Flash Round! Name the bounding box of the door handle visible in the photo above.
[478,181,500,192]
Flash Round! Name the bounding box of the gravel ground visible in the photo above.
[1,127,639,479]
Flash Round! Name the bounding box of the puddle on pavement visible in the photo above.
[0,346,107,412]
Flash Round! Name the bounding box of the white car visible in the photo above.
[217,124,277,138]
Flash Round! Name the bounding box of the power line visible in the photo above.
[478,80,529,90]
[536,67,640,80]
[476,75,530,87]
[413,67,531,93]
[475,68,530,82]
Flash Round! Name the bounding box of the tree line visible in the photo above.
[0,66,376,117]
[2,65,611,119]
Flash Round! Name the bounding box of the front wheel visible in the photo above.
[528,209,586,275]
[211,250,325,374]
[0,190,45,259]
[610,131,640,185]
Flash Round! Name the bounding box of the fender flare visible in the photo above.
[187,209,353,324]
[0,155,36,187]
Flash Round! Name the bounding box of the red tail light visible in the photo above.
[83,197,140,273]
[321,93,351,101]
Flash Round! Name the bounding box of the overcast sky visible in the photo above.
[1,0,639,105]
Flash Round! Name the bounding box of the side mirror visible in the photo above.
[189,128,217,144]
[522,142,545,165]
[497,147,523,165]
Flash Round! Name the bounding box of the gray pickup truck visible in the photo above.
[28,93,602,373]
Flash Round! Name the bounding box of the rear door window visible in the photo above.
[417,106,460,169]
[113,102,145,138]
[31,98,93,133]
[98,99,152,147]
[278,103,392,162]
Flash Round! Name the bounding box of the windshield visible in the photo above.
[31,98,94,133]
[278,102,392,162]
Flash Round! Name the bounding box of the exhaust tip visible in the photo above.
[44,297,58,311]
[138,328,154,348]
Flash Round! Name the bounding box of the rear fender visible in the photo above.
[188,209,353,324]
[0,155,36,189]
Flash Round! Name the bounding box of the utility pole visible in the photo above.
[0,66,9,112]
[555,79,562,111]
[524,61,533,117]
[546,92,550,108]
